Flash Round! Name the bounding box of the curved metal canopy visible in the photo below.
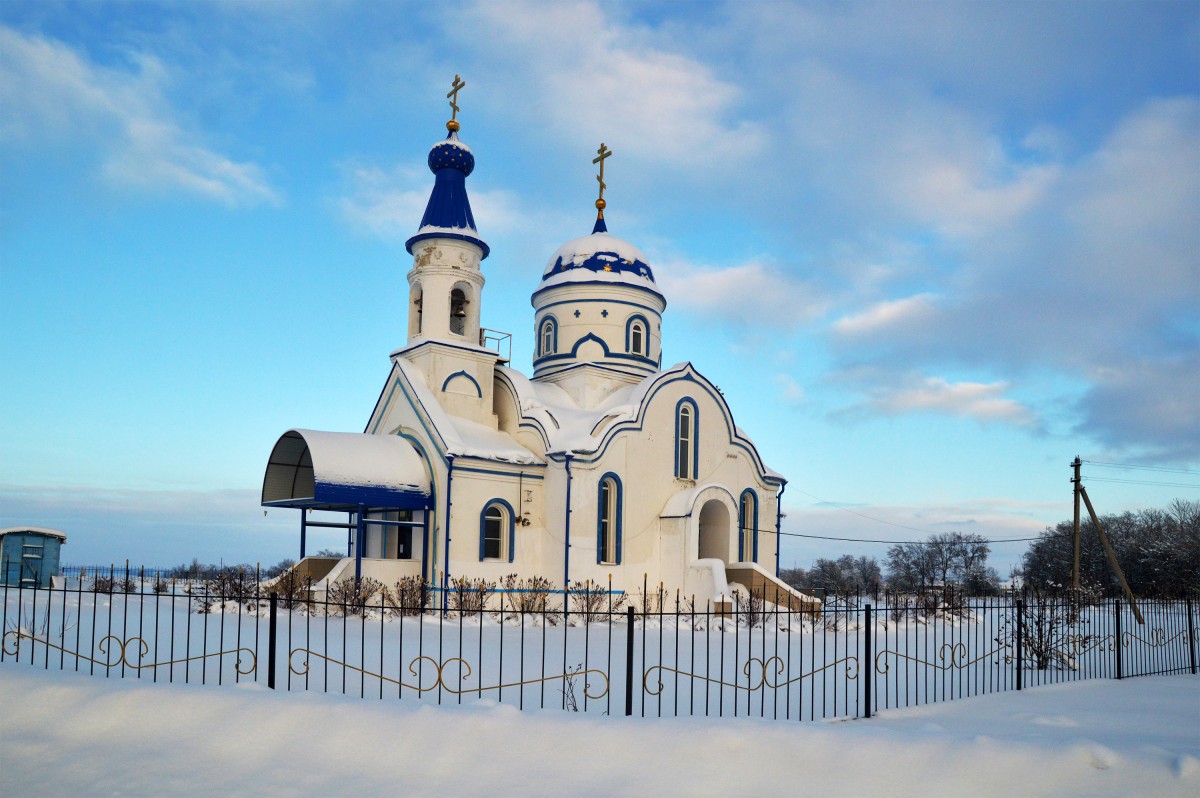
[262,429,432,511]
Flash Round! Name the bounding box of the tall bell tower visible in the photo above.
[393,75,499,428]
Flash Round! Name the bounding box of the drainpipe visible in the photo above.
[563,454,574,597]
[300,510,307,560]
[354,503,364,585]
[443,455,456,613]
[775,481,786,579]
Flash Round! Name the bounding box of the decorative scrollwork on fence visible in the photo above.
[1050,633,1114,659]
[1122,627,1188,649]
[645,654,858,697]
[289,648,609,700]
[2,629,256,674]
[876,642,1013,674]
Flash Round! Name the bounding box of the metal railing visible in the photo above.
[3,570,1196,720]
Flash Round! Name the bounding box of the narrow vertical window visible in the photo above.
[450,288,468,336]
[483,506,503,559]
[541,318,556,355]
[739,490,758,563]
[630,321,645,355]
[480,500,515,562]
[676,401,696,480]
[597,474,622,564]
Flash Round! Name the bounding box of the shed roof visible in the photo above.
[0,527,67,541]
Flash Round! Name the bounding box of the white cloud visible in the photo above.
[832,370,1038,427]
[774,374,806,407]
[0,26,278,206]
[657,257,824,328]
[832,293,937,338]
[456,0,764,169]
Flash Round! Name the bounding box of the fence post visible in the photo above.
[625,605,635,717]
[1186,597,1197,676]
[863,603,872,719]
[268,592,278,690]
[1114,599,1123,681]
[1015,598,1023,691]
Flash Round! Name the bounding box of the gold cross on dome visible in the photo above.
[447,74,466,121]
[593,143,612,204]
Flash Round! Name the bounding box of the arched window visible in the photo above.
[626,315,649,356]
[597,473,622,564]
[739,489,758,563]
[539,317,558,356]
[675,399,698,480]
[450,288,469,336]
[479,499,515,562]
[410,284,423,337]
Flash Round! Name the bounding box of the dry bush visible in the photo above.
[383,575,428,616]
[568,580,627,623]
[449,576,496,617]
[271,568,314,610]
[500,574,555,614]
[732,587,766,628]
[328,577,385,615]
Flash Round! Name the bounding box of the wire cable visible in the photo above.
[1083,476,1199,489]
[770,529,1054,544]
[1083,460,1198,475]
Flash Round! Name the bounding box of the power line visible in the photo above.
[1083,460,1198,476]
[787,487,966,535]
[1084,476,1200,489]
[772,529,1061,545]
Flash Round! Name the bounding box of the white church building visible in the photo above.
[261,86,811,610]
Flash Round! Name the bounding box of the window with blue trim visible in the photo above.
[626,316,648,356]
[739,489,758,563]
[597,474,622,564]
[675,399,698,480]
[539,317,558,356]
[480,500,515,562]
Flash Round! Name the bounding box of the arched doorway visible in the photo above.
[697,499,731,561]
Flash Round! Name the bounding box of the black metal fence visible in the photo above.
[2,570,1197,720]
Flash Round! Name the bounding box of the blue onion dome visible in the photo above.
[539,229,663,302]
[428,135,475,175]
[406,129,489,259]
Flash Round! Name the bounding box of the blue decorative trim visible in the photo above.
[538,315,559,356]
[479,498,516,563]
[674,397,700,480]
[406,230,490,259]
[440,370,483,398]
[532,359,656,382]
[596,472,623,565]
[535,297,664,316]
[625,314,650,355]
[531,280,666,307]
[739,488,759,563]
[532,332,658,368]
[454,465,545,479]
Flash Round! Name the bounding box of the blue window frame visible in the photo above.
[539,316,559,357]
[479,499,516,562]
[597,473,623,564]
[625,314,650,356]
[674,398,699,480]
[739,489,758,563]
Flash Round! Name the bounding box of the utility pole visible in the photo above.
[1071,456,1082,594]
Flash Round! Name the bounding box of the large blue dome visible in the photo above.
[536,230,662,302]
[405,131,489,258]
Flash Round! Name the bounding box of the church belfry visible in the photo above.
[395,76,499,428]
[404,75,489,347]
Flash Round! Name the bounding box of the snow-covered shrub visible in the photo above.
[383,575,428,616]
[568,579,626,623]
[328,577,384,615]
[448,576,495,617]
[500,574,555,614]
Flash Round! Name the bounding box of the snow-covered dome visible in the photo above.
[406,130,489,259]
[539,224,661,300]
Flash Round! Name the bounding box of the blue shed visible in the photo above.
[0,527,67,588]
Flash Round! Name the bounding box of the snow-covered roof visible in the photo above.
[0,526,66,541]
[392,359,543,465]
[538,231,660,298]
[262,429,433,510]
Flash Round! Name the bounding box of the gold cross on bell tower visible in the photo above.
[593,143,612,216]
[446,74,466,132]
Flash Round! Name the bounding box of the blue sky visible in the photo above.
[1,1,1197,573]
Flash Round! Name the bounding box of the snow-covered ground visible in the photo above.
[1,667,1196,797]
